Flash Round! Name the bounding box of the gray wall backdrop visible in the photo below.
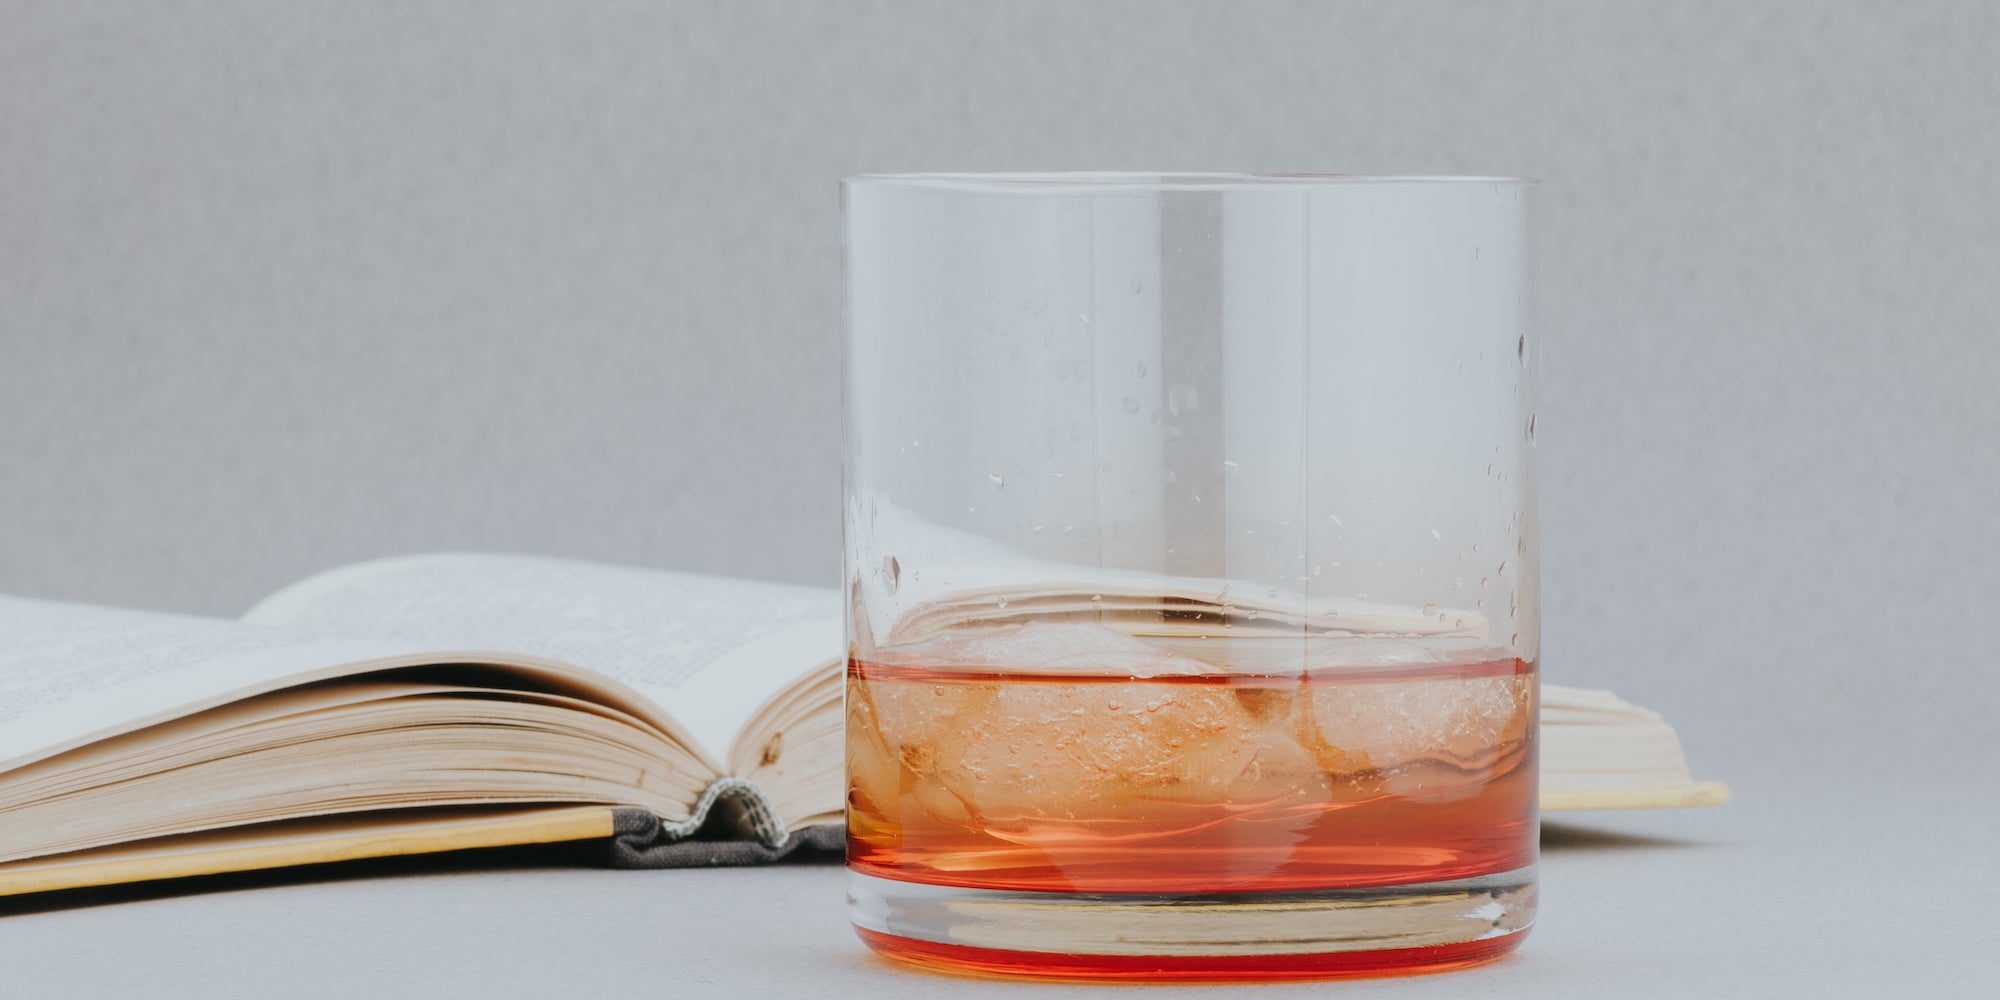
[3,1,1995,786]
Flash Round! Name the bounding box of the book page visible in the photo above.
[851,494,1488,649]
[244,554,844,759]
[0,597,445,772]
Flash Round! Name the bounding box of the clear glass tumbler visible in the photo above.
[842,173,1537,980]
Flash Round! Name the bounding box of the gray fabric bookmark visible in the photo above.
[605,777,841,868]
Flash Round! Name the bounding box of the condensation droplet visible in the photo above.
[1422,602,1438,614]
[1498,560,1509,575]
[987,473,1005,490]
[1431,527,1442,541]
[1190,493,1202,505]
[1311,565,1323,578]
[1090,594,1103,603]
[882,555,900,592]
[996,597,1009,609]
[1121,397,1140,414]
[1030,292,1048,316]
[1471,543,1480,553]
[1481,576,1490,588]
[1136,362,1148,377]
[1223,459,1239,472]
[1526,414,1537,443]
[1517,333,1526,364]
[1129,276,1144,295]
[1510,632,1521,646]
[1328,513,1344,526]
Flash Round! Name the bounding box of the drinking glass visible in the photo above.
[842,173,1536,980]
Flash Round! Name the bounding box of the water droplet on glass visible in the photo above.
[1422,602,1438,614]
[1471,543,1479,553]
[1481,576,1490,588]
[1430,528,1443,541]
[1526,414,1537,443]
[1497,560,1509,575]
[1510,632,1521,647]
[1136,362,1148,377]
[1129,276,1144,294]
[1190,493,1202,505]
[1121,397,1140,414]
[1451,576,1464,592]
[996,597,1008,609]
[1311,565,1323,578]
[1517,333,1526,364]
[1328,513,1343,526]
[1049,471,1064,480]
[882,555,900,592]
[987,473,1005,490]
[1163,469,1176,484]
[1090,594,1103,603]
[1223,459,1239,472]
[1030,292,1048,316]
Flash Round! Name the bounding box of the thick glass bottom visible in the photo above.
[848,866,1535,982]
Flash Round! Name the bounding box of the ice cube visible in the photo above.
[1299,674,1533,794]
[917,621,1216,677]
[917,674,1330,840]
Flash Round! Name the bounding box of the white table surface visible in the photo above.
[3,767,1989,999]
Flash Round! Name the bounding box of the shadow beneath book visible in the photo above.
[1540,822,1714,852]
[0,839,845,918]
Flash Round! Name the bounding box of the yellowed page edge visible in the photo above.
[1541,781,1731,812]
[0,806,616,898]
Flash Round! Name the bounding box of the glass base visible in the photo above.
[848,867,1535,982]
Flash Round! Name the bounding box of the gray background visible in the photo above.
[2,2,1995,994]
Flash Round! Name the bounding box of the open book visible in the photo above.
[0,553,1724,898]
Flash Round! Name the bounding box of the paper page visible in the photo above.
[0,597,440,772]
[851,494,1488,648]
[245,554,844,757]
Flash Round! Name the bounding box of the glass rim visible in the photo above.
[844,172,1536,193]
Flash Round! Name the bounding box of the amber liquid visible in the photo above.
[847,653,1536,977]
